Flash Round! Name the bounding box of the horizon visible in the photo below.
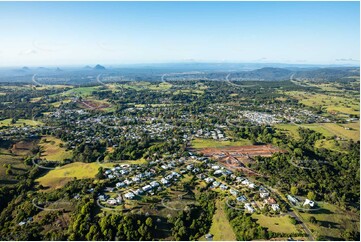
[0,1,359,67]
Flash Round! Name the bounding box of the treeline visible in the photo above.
[169,191,217,240]
[252,127,360,210]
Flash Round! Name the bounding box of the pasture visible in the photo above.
[39,136,72,161]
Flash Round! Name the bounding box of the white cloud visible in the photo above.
[19,49,38,55]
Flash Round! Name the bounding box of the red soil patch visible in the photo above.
[197,144,285,176]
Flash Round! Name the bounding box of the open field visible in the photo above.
[36,162,100,189]
[252,214,299,234]
[60,86,100,96]
[0,118,43,127]
[50,99,72,107]
[298,202,360,240]
[190,138,252,149]
[0,148,29,185]
[0,139,37,185]
[39,136,72,161]
[208,199,237,241]
[274,122,360,141]
[315,139,349,153]
[285,91,359,115]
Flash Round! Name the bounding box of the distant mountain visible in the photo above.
[206,67,293,81]
[84,65,92,69]
[22,66,30,71]
[295,67,360,82]
[93,64,106,70]
[56,67,63,72]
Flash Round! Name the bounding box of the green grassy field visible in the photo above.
[298,202,359,240]
[275,122,359,141]
[0,140,37,185]
[36,162,101,189]
[39,136,72,161]
[252,214,299,234]
[60,86,100,96]
[191,138,252,149]
[208,199,237,241]
[0,149,29,185]
[0,118,43,127]
[315,139,349,153]
[285,91,359,115]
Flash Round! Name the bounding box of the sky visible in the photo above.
[0,1,359,66]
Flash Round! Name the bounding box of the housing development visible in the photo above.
[0,1,360,241]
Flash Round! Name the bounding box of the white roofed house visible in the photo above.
[116,182,126,188]
[271,204,280,211]
[150,181,160,188]
[107,198,117,205]
[124,192,135,200]
[260,192,269,198]
[220,184,228,190]
[161,178,170,185]
[229,189,239,197]
[142,185,153,192]
[303,199,315,207]
[244,203,254,213]
[205,177,215,184]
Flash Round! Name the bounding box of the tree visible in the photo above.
[289,216,297,225]
[290,186,298,196]
[145,217,153,228]
[307,191,316,201]
[309,216,317,224]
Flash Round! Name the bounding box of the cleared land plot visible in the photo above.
[208,199,237,241]
[191,138,252,149]
[197,144,283,158]
[36,162,100,189]
[39,136,72,161]
[298,202,360,240]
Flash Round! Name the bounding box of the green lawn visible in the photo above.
[252,214,299,234]
[208,199,237,241]
[191,138,252,149]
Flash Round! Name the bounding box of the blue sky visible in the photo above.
[0,1,359,66]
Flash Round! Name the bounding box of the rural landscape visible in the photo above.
[0,64,359,241]
[0,1,359,241]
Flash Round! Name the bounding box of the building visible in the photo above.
[303,199,315,207]
[124,192,135,200]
